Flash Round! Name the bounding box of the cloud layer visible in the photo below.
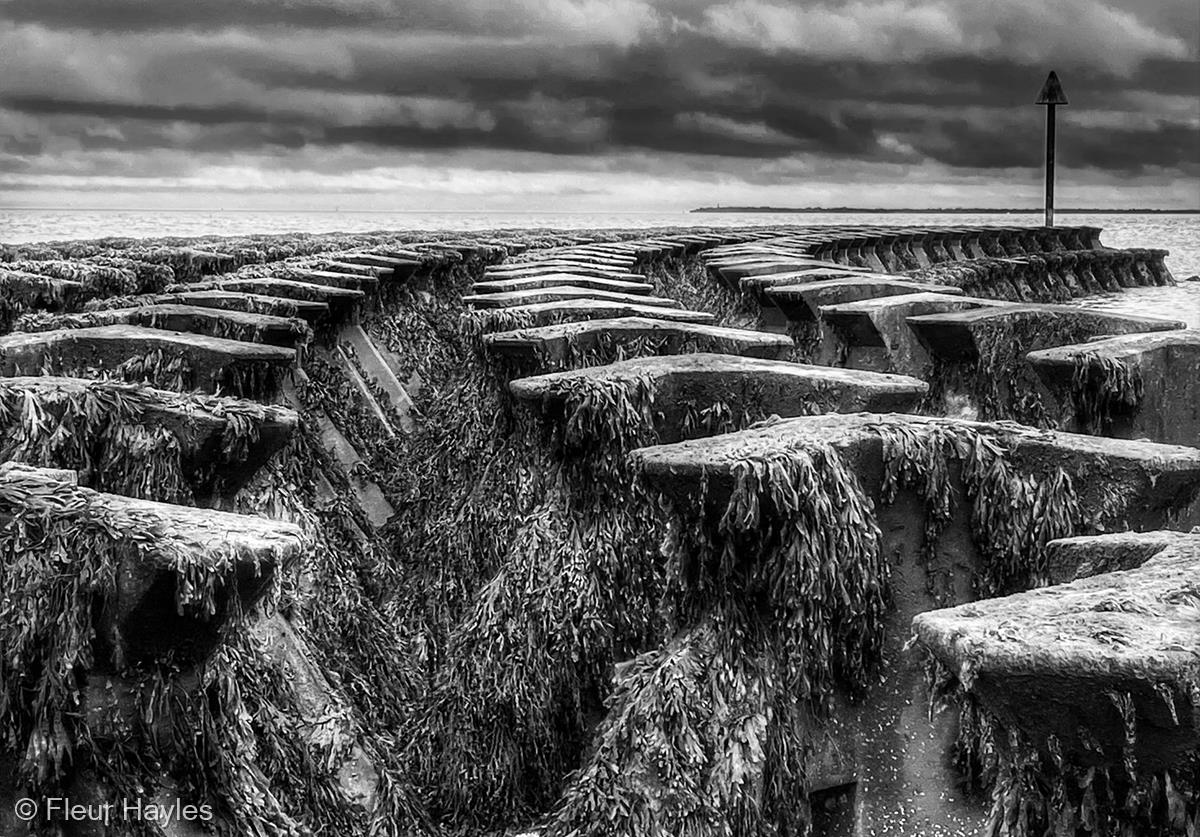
[1,0,1196,209]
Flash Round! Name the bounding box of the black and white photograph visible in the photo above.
[0,1,1198,835]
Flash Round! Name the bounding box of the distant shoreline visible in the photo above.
[690,206,1200,214]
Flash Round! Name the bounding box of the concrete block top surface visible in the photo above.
[485,261,639,280]
[0,375,297,428]
[913,534,1198,682]
[908,305,1187,360]
[471,273,655,295]
[508,352,928,407]
[1026,327,1200,367]
[631,412,1200,498]
[908,303,1187,332]
[160,290,330,319]
[181,277,365,301]
[0,324,296,363]
[911,532,1199,767]
[285,268,379,289]
[1045,529,1199,584]
[463,286,682,310]
[483,316,792,360]
[820,292,1009,347]
[0,462,308,561]
[765,278,962,320]
[37,303,309,337]
[484,299,717,325]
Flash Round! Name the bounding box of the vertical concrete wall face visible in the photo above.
[0,223,1196,835]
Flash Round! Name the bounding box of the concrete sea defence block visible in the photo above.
[0,462,306,667]
[0,268,86,329]
[465,299,716,334]
[336,252,421,278]
[509,353,928,442]
[764,277,962,322]
[16,303,312,349]
[173,277,365,322]
[907,304,1185,363]
[907,305,1186,425]
[483,316,793,373]
[470,273,655,295]
[283,268,380,291]
[0,325,296,399]
[150,289,331,323]
[709,258,871,288]
[1027,329,1200,445]
[485,262,641,281]
[631,413,1200,529]
[820,291,1009,375]
[0,375,297,497]
[1044,529,1198,583]
[463,286,683,310]
[911,532,1199,831]
[741,268,903,305]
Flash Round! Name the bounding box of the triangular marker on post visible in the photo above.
[1036,71,1069,106]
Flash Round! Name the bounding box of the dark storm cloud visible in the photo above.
[1,0,1196,203]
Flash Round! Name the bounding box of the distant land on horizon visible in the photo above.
[691,206,1200,214]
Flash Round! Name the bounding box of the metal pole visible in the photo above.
[1035,71,1067,228]
[1045,103,1055,227]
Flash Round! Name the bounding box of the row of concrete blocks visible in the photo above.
[469,231,1199,832]
[913,246,1175,298]
[703,224,1104,277]
[0,225,805,832]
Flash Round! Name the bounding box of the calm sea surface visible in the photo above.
[3,209,1197,326]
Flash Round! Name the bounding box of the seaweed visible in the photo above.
[1069,352,1144,435]
[544,439,887,835]
[922,659,1199,837]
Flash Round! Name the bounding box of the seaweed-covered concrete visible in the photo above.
[511,353,928,441]
[1029,328,1200,445]
[912,531,1199,834]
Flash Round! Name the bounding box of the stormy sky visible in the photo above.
[1,0,1197,211]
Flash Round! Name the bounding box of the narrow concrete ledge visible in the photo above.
[765,278,961,321]
[908,305,1186,362]
[912,531,1199,771]
[174,277,364,321]
[0,325,296,397]
[712,258,872,287]
[339,324,416,432]
[312,408,396,528]
[510,353,928,441]
[0,269,86,325]
[484,316,791,372]
[471,273,655,295]
[152,289,330,323]
[0,462,306,665]
[463,286,682,310]
[742,269,901,305]
[1045,530,1197,583]
[284,268,380,291]
[526,252,633,269]
[251,615,381,811]
[820,292,1009,375]
[484,262,640,281]
[473,299,716,330]
[19,304,312,348]
[336,252,420,277]
[0,376,297,495]
[1027,329,1200,445]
